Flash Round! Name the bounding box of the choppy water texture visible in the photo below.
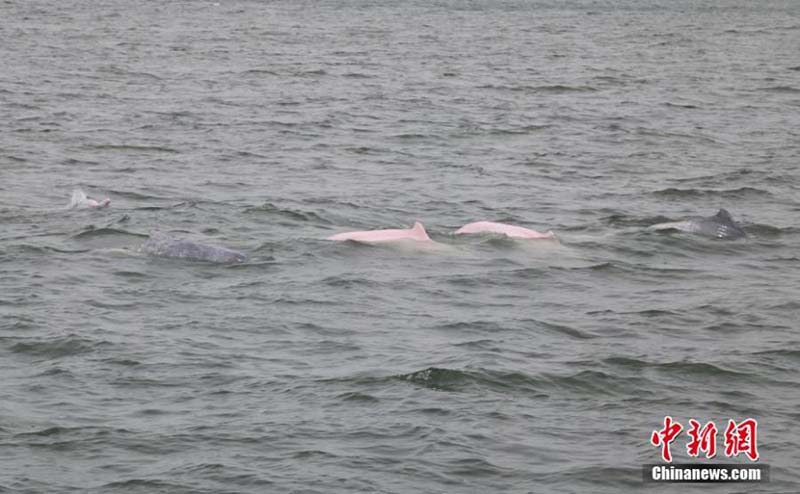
[1,0,799,492]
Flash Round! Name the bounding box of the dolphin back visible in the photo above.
[710,209,746,239]
[141,232,247,263]
[650,209,746,239]
[692,209,746,239]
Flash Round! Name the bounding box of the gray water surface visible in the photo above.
[1,0,799,492]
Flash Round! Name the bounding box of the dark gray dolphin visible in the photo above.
[141,232,247,263]
[650,209,747,239]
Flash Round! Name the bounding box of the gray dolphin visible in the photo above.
[650,209,747,239]
[141,232,247,263]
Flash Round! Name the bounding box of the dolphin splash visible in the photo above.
[649,209,747,239]
[455,221,556,239]
[140,232,247,263]
[328,222,432,243]
[68,189,110,209]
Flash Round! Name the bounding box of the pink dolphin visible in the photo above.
[69,189,110,209]
[455,221,555,239]
[328,222,432,243]
[84,197,111,208]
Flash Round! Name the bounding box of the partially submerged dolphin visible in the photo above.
[650,209,747,239]
[68,189,110,209]
[328,222,432,243]
[141,232,247,263]
[455,221,556,239]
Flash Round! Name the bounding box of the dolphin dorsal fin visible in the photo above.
[715,209,734,223]
[411,221,430,241]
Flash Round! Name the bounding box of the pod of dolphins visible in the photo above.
[67,190,748,264]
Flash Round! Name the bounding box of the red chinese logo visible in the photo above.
[651,417,759,462]
[686,419,717,459]
[724,418,759,461]
[651,416,683,462]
